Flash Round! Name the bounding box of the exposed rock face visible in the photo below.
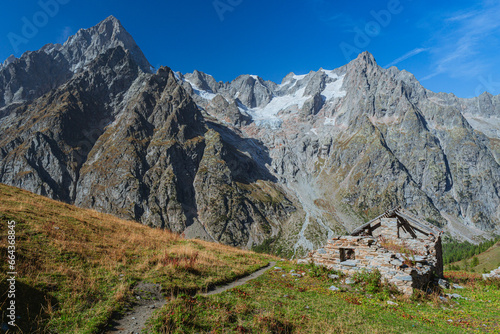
[61,15,152,73]
[1,17,499,255]
[206,95,250,126]
[0,15,151,108]
[227,75,275,108]
[301,93,323,116]
[0,23,297,247]
[483,266,500,280]
[185,51,500,254]
[184,70,220,94]
[0,46,141,202]
[0,55,16,69]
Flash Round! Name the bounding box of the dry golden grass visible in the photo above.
[378,236,424,258]
[149,260,500,334]
[0,183,274,333]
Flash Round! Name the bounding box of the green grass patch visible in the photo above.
[444,237,500,272]
[147,261,500,333]
[443,237,500,266]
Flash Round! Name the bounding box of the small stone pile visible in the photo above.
[482,266,500,280]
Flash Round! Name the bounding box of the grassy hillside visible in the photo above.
[1,183,499,334]
[472,241,500,272]
[445,240,500,273]
[0,184,274,333]
[146,263,500,333]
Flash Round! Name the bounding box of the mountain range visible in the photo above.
[1,16,499,256]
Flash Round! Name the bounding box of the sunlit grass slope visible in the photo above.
[0,183,273,333]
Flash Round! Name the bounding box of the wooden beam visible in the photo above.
[351,206,400,235]
[395,209,441,235]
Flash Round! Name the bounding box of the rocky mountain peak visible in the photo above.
[100,14,120,25]
[63,15,152,73]
[343,51,381,80]
[341,51,383,91]
[185,70,219,93]
[1,13,500,256]
[352,51,377,67]
[281,72,296,85]
[0,16,153,109]
[225,74,274,108]
[0,55,16,70]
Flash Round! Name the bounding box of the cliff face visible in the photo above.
[184,51,500,252]
[1,17,499,256]
[0,41,297,249]
[0,16,151,109]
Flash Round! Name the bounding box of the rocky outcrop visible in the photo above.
[1,17,499,255]
[193,129,294,246]
[0,55,16,70]
[0,15,150,108]
[301,93,323,116]
[0,50,73,108]
[188,51,500,253]
[206,95,250,126]
[184,70,221,94]
[226,75,275,108]
[483,266,500,280]
[0,33,296,248]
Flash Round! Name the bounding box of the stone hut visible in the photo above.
[304,207,443,295]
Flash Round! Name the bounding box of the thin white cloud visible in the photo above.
[445,11,480,22]
[420,70,443,82]
[384,48,429,68]
[57,26,72,44]
[424,1,500,81]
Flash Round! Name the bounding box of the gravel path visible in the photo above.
[105,261,276,333]
[202,261,276,296]
[105,282,165,334]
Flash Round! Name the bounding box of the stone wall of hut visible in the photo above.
[304,218,443,295]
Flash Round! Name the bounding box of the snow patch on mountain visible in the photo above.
[245,87,309,129]
[323,69,338,79]
[322,73,346,101]
[293,74,307,81]
[184,78,217,100]
[180,68,346,130]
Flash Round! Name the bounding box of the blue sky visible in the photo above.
[1,0,499,98]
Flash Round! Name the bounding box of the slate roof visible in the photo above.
[351,207,443,237]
